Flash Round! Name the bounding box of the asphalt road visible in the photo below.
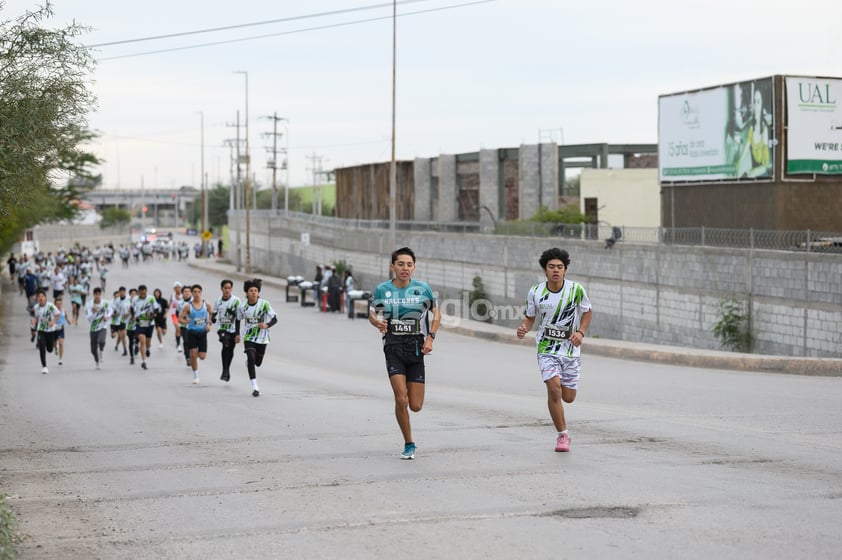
[1,255,840,559]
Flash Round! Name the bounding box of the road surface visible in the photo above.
[1,255,840,559]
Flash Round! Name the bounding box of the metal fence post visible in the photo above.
[806,229,811,253]
[701,225,705,246]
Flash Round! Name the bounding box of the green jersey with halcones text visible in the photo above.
[238,298,276,344]
[525,279,591,358]
[369,278,436,346]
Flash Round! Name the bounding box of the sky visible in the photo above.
[3,0,841,192]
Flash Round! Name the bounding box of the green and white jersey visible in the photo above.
[132,295,160,327]
[126,295,139,330]
[238,298,276,344]
[525,279,591,358]
[85,299,112,332]
[111,296,130,326]
[213,295,241,334]
[369,278,436,345]
[32,302,60,332]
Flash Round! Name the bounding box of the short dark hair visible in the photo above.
[244,278,262,293]
[36,288,46,297]
[191,284,202,292]
[220,279,233,289]
[391,247,416,264]
[93,287,102,294]
[138,284,147,291]
[539,248,571,269]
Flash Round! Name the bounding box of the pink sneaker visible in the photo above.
[555,433,571,452]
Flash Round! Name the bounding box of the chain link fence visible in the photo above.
[246,210,842,253]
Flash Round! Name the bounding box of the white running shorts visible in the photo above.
[537,354,581,389]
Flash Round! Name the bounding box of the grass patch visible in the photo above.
[0,494,20,560]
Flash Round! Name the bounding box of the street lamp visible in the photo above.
[234,70,251,274]
[196,110,206,257]
[388,0,397,251]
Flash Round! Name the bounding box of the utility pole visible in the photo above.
[388,0,397,250]
[234,70,251,274]
[197,111,206,257]
[226,112,244,272]
[262,113,288,215]
[306,152,323,217]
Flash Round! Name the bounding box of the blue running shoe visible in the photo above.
[401,442,416,460]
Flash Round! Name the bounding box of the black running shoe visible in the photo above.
[141,361,147,370]
[145,349,150,358]
[130,357,135,365]
[220,371,230,382]
[122,350,127,356]
[252,389,260,397]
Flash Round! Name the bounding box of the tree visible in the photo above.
[99,207,131,229]
[530,205,588,224]
[188,184,237,229]
[0,2,99,253]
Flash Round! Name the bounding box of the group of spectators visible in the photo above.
[313,264,356,314]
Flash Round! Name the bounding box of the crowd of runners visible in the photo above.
[9,245,276,398]
[7,243,593,458]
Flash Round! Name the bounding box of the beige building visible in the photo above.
[579,168,660,228]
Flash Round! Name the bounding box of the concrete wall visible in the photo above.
[580,168,661,227]
[237,213,842,359]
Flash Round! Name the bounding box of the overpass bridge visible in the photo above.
[82,187,201,228]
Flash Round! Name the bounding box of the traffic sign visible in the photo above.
[202,230,212,241]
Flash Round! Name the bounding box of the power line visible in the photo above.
[87,0,431,48]
[96,0,495,61]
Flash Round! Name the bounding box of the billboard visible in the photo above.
[785,77,842,174]
[659,77,774,182]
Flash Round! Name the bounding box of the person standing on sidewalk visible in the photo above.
[368,247,440,460]
[31,289,60,374]
[179,284,213,385]
[212,279,241,382]
[85,287,112,369]
[238,278,277,397]
[516,248,592,453]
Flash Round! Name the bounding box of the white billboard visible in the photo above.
[659,78,774,182]
[785,77,842,174]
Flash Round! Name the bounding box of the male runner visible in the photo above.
[179,284,213,384]
[516,248,592,453]
[238,278,277,397]
[132,284,160,370]
[111,286,130,356]
[31,289,60,374]
[85,287,112,369]
[368,247,440,460]
[212,279,241,382]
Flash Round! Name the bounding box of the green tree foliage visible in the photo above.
[530,205,588,224]
[0,2,99,253]
[99,207,131,229]
[465,274,492,324]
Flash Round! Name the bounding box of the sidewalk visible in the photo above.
[189,259,842,377]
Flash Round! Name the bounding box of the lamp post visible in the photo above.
[234,70,251,274]
[196,111,206,257]
[388,0,397,251]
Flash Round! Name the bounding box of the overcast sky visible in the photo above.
[3,0,840,191]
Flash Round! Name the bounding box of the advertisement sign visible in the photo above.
[659,77,775,182]
[785,77,842,174]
